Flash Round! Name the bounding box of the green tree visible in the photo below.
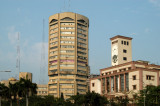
[70,91,108,106]
[84,91,108,106]
[19,78,37,106]
[0,83,9,106]
[8,82,18,106]
[137,85,160,106]
[69,93,85,106]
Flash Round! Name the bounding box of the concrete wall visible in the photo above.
[90,79,101,94]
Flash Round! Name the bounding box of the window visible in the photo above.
[49,55,57,59]
[61,27,75,30]
[60,50,74,53]
[50,32,57,36]
[50,37,58,41]
[77,70,86,74]
[61,31,75,34]
[121,40,123,44]
[50,23,57,28]
[60,41,74,44]
[60,59,74,63]
[133,75,136,80]
[50,46,58,50]
[77,33,86,37]
[146,75,154,80]
[77,56,87,60]
[60,45,74,48]
[49,65,57,68]
[60,69,74,71]
[120,74,124,91]
[50,28,58,32]
[60,55,74,58]
[133,85,136,90]
[50,41,58,45]
[60,64,74,67]
[124,41,126,45]
[78,42,86,47]
[77,65,86,69]
[60,22,75,25]
[61,36,75,39]
[77,28,86,32]
[127,41,129,45]
[123,57,127,61]
[92,83,95,87]
[77,37,86,42]
[77,51,86,55]
[60,79,74,81]
[77,47,86,50]
[123,49,127,53]
[77,23,87,28]
[128,67,131,70]
[125,73,129,91]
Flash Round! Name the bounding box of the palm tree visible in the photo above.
[0,83,9,106]
[8,82,18,106]
[19,78,37,106]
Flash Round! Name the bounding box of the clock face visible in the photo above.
[112,55,118,63]
[112,45,118,56]
[112,45,118,64]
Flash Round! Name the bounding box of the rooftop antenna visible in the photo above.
[16,32,20,79]
[39,19,45,84]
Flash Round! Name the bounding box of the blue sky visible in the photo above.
[0,0,160,84]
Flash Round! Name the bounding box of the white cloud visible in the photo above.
[20,42,48,83]
[2,26,49,83]
[149,0,160,7]
[7,26,19,45]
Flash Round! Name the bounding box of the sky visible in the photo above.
[0,0,160,84]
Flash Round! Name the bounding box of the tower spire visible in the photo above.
[16,32,20,79]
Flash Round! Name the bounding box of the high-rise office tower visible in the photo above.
[48,12,89,99]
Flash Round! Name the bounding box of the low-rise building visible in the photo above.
[37,84,48,96]
[90,35,160,99]
[19,72,32,82]
[90,60,160,98]
[0,77,18,87]
[0,72,32,86]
